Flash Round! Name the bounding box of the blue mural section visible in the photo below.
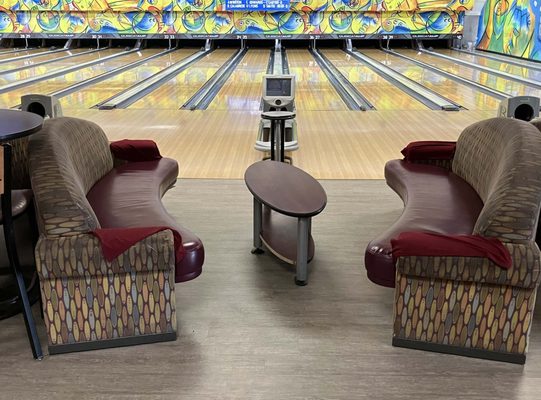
[477,0,541,61]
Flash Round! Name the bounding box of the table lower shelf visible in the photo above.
[260,206,314,265]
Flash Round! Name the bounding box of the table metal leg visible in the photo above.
[270,120,275,161]
[279,120,285,162]
[251,198,264,254]
[295,217,310,286]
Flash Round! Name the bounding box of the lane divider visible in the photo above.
[181,48,248,110]
[310,48,375,111]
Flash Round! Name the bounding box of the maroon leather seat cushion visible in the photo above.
[87,158,204,282]
[365,160,483,287]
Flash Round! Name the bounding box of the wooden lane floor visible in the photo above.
[130,49,236,109]
[207,49,269,111]
[60,48,197,109]
[434,49,541,81]
[321,49,427,110]
[287,49,349,111]
[0,48,123,86]
[362,50,501,110]
[0,49,156,108]
[0,47,90,71]
[0,47,51,60]
[397,49,541,97]
[64,108,495,179]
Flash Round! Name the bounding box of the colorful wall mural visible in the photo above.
[477,0,541,60]
[0,0,472,38]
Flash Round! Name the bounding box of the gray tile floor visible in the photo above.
[0,180,539,399]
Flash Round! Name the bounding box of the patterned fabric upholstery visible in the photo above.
[29,117,113,237]
[29,117,177,350]
[452,118,541,243]
[393,118,541,363]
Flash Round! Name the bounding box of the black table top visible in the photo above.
[245,161,327,218]
[0,109,43,141]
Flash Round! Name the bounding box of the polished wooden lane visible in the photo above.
[398,50,541,97]
[0,47,51,61]
[0,48,90,72]
[435,49,541,81]
[287,49,349,111]
[321,49,427,110]
[64,108,495,179]
[363,50,501,110]
[0,49,150,109]
[60,49,196,109]
[208,49,269,111]
[130,49,236,109]
[0,49,124,86]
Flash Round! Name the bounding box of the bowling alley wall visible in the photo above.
[0,0,471,38]
[477,0,541,61]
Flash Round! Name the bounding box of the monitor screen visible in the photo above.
[266,78,292,97]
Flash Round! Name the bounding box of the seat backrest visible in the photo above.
[29,117,113,237]
[452,117,541,244]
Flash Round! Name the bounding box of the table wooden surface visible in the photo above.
[244,160,327,218]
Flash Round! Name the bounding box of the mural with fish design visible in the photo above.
[477,0,541,60]
[0,0,470,37]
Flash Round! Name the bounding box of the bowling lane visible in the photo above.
[0,48,51,60]
[0,49,163,109]
[397,49,541,97]
[321,49,426,110]
[433,49,541,81]
[0,48,125,86]
[207,49,269,111]
[0,48,91,73]
[131,49,235,110]
[287,49,348,111]
[363,50,500,110]
[60,49,197,109]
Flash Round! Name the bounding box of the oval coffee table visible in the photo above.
[244,160,327,285]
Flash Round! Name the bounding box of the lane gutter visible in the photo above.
[310,48,375,111]
[181,48,248,110]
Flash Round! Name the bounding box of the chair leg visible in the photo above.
[2,218,43,359]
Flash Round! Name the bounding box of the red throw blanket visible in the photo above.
[110,139,162,162]
[401,141,456,162]
[91,227,185,264]
[391,232,512,269]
